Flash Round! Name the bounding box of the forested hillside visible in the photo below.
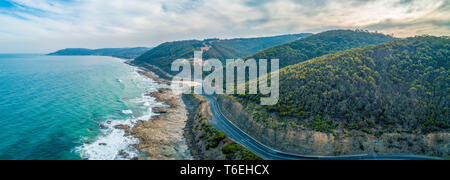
[48,47,152,59]
[245,30,398,69]
[238,36,449,134]
[133,34,311,75]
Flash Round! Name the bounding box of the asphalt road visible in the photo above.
[203,94,443,160]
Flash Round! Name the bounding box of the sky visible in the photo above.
[0,0,449,53]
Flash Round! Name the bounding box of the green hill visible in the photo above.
[133,34,312,75]
[48,47,152,59]
[245,30,398,69]
[238,36,449,134]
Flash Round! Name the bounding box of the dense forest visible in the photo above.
[133,33,311,75]
[48,47,152,59]
[244,30,398,69]
[238,36,449,134]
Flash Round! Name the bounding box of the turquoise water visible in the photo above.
[0,54,159,160]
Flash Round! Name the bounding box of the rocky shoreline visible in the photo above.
[116,65,259,160]
[114,68,193,160]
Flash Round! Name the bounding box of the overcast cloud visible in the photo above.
[0,0,448,53]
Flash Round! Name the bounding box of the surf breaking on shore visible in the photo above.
[76,65,192,160]
[131,70,193,160]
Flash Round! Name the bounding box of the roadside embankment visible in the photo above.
[217,95,449,157]
[183,94,261,160]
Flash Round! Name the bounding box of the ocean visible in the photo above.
[0,54,161,160]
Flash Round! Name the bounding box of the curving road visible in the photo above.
[203,94,443,160]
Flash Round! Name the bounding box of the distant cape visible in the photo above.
[48,47,152,59]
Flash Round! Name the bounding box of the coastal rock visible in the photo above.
[153,107,169,114]
[118,150,130,159]
[130,69,192,160]
[114,124,131,136]
[137,70,170,85]
[99,124,108,130]
[146,88,179,108]
[114,124,130,130]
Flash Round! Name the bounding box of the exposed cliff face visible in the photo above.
[183,94,225,160]
[183,94,260,160]
[217,95,449,157]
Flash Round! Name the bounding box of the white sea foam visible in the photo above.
[77,118,139,160]
[76,67,163,160]
[122,110,133,115]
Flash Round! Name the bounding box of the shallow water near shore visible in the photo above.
[0,54,160,160]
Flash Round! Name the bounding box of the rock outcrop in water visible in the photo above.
[127,70,193,160]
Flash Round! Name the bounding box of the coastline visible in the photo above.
[65,57,447,160]
[126,62,261,160]
[125,67,193,160]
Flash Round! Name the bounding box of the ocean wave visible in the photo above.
[76,67,161,160]
[76,118,139,160]
[122,110,133,115]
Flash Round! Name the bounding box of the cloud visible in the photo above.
[0,0,448,53]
